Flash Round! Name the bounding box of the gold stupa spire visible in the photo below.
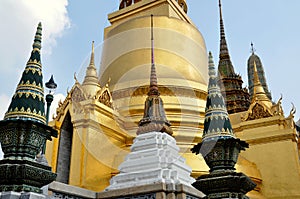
[82,41,100,97]
[252,61,272,108]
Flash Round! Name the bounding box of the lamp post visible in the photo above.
[42,75,57,154]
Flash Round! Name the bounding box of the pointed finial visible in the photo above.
[148,14,159,96]
[217,0,235,76]
[82,41,99,95]
[90,41,95,66]
[219,0,222,16]
[251,42,256,55]
[33,22,42,50]
[219,0,225,39]
[208,52,216,77]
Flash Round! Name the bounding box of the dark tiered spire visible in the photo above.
[217,0,250,114]
[4,22,46,124]
[137,15,173,135]
[218,0,234,76]
[247,43,272,101]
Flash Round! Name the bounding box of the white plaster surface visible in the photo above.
[106,132,195,190]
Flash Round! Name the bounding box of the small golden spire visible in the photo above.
[82,41,99,96]
[252,61,272,107]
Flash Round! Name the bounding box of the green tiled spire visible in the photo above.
[4,22,46,124]
[191,52,248,172]
[203,51,234,140]
[191,52,255,198]
[0,22,57,193]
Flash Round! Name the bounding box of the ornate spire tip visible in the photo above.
[33,22,42,50]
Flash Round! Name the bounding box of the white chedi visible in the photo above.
[106,132,195,190]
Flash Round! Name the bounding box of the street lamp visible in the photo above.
[45,75,57,124]
[42,75,57,155]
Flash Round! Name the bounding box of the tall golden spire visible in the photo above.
[137,15,173,135]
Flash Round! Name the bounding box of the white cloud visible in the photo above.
[0,0,70,74]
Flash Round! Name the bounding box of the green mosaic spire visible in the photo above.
[202,51,234,140]
[4,22,46,124]
[191,52,255,198]
[191,52,248,172]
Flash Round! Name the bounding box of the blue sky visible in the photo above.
[0,0,300,157]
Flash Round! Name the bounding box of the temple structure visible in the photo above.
[1,0,300,199]
[46,0,209,192]
[98,16,203,198]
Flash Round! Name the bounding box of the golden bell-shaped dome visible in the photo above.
[99,0,208,145]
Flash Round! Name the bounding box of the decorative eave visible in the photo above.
[70,82,87,103]
[54,77,115,121]
[243,101,273,121]
[96,78,114,109]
